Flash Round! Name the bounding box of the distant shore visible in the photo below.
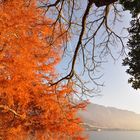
[82,122,140,132]
[85,127,140,132]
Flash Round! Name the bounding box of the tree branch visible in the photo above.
[0,105,25,120]
[50,0,93,85]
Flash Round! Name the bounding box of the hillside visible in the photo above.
[78,103,140,130]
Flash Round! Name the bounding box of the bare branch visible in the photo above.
[50,0,93,85]
[38,0,127,97]
[0,105,25,120]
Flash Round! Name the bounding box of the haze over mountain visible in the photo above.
[78,103,140,130]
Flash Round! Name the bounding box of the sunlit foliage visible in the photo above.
[0,0,86,139]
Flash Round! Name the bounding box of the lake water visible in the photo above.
[86,131,140,140]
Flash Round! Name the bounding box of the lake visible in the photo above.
[85,131,140,140]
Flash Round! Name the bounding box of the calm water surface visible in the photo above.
[86,131,140,140]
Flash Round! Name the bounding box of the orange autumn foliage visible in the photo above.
[0,0,86,140]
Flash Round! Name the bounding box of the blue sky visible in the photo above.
[57,4,140,114]
[91,57,140,114]
[90,8,140,114]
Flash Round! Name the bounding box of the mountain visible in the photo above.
[78,103,140,130]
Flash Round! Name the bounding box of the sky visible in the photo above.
[90,8,140,114]
[91,57,140,114]
[57,4,140,114]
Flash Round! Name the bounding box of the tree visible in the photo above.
[123,19,140,89]
[0,0,87,139]
[122,0,140,89]
[120,0,140,18]
[38,0,128,96]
